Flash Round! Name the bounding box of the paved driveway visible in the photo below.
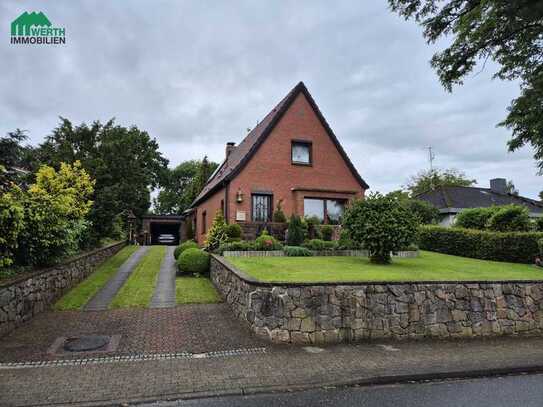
[0,304,266,363]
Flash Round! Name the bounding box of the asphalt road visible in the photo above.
[143,373,543,407]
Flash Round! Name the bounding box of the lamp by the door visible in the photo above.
[236,188,244,203]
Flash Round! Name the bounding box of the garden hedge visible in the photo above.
[418,225,543,263]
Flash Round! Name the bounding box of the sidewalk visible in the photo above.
[2,336,543,406]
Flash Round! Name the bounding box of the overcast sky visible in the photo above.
[1,1,540,198]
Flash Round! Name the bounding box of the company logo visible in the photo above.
[10,11,66,45]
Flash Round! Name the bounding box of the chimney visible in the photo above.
[225,142,235,159]
[490,178,507,194]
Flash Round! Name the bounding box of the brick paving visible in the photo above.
[0,304,266,362]
[84,246,150,311]
[2,337,543,406]
[150,246,177,309]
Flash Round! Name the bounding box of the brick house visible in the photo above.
[185,82,369,244]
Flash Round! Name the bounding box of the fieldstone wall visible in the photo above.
[0,242,125,337]
[211,255,543,344]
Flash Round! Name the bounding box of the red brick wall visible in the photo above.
[227,92,364,224]
[194,187,225,245]
[194,91,366,243]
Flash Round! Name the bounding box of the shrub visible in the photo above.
[323,241,338,250]
[15,162,94,267]
[303,239,326,251]
[176,248,210,275]
[225,223,243,239]
[418,225,543,263]
[204,210,228,251]
[174,240,198,259]
[486,205,531,232]
[403,199,440,224]
[336,229,359,250]
[0,189,24,268]
[305,216,322,239]
[536,217,543,232]
[255,230,282,251]
[272,200,287,223]
[455,207,497,230]
[342,193,417,263]
[217,240,256,254]
[320,225,334,241]
[286,215,305,246]
[283,246,313,256]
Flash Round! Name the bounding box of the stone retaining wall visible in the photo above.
[211,254,543,344]
[0,242,125,337]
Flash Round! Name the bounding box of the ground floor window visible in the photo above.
[303,198,345,224]
[252,194,272,222]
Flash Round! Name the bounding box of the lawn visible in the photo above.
[175,276,221,304]
[110,245,165,308]
[54,245,139,310]
[227,251,543,283]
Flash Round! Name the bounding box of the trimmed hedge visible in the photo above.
[283,246,313,256]
[418,225,543,263]
[176,248,210,275]
[217,240,255,254]
[174,240,198,259]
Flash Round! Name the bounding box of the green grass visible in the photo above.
[110,245,166,308]
[175,276,221,304]
[54,245,139,310]
[227,251,543,283]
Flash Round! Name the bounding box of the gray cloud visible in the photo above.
[1,0,540,198]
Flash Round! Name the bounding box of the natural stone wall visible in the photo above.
[211,255,543,344]
[0,242,125,337]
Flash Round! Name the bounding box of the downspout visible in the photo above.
[224,181,230,224]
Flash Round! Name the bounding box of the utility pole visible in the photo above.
[428,146,435,172]
[428,146,436,190]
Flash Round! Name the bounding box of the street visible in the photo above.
[145,373,543,407]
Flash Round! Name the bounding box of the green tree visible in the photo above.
[16,162,94,267]
[204,210,228,251]
[406,168,476,196]
[389,0,543,171]
[0,188,24,268]
[35,118,168,242]
[342,193,418,264]
[153,158,218,215]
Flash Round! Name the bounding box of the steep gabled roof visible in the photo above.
[417,186,543,214]
[191,81,369,207]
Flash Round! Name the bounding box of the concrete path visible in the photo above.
[84,246,150,311]
[150,246,177,309]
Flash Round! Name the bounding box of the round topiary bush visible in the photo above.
[342,193,417,264]
[174,240,198,259]
[176,248,210,275]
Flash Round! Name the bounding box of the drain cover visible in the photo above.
[63,335,110,352]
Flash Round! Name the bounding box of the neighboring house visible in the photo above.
[417,178,543,226]
[185,82,369,245]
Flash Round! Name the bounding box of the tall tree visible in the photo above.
[153,157,218,215]
[406,168,476,195]
[389,0,543,171]
[36,118,168,241]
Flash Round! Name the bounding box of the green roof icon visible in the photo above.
[11,12,51,36]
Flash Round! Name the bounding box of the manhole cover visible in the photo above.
[63,335,110,352]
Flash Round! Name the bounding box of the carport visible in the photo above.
[141,215,183,245]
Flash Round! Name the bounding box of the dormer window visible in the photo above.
[291,140,312,165]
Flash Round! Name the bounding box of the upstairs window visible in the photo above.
[291,141,312,165]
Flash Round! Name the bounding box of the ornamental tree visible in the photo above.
[342,193,417,264]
